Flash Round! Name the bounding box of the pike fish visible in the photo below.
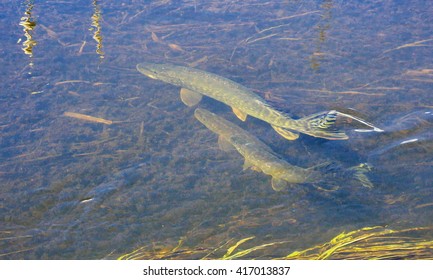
[194,108,322,191]
[137,62,347,141]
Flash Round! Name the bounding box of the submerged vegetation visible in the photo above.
[118,226,433,260]
[283,226,433,260]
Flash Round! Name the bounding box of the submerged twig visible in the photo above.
[230,10,320,60]
[383,38,433,54]
[295,88,385,96]
[246,33,279,44]
[63,112,113,125]
[0,247,36,258]
[54,80,91,86]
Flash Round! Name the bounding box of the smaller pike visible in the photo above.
[194,108,321,191]
[194,108,374,191]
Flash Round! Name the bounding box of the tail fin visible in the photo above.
[348,163,375,189]
[298,110,348,140]
[307,161,375,190]
[304,161,340,184]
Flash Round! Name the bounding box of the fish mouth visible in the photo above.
[136,63,160,79]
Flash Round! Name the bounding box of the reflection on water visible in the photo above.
[310,0,333,71]
[19,0,37,71]
[90,0,104,60]
[367,110,433,161]
[0,0,432,259]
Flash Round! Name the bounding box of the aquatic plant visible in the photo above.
[117,226,433,260]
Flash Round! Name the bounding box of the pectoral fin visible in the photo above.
[271,178,289,192]
[242,160,259,171]
[218,136,235,152]
[180,88,202,107]
[271,125,299,141]
[232,107,248,121]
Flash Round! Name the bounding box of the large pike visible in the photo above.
[137,62,348,140]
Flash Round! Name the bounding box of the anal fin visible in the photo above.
[180,88,202,107]
[232,107,248,121]
[271,125,299,141]
[349,163,375,189]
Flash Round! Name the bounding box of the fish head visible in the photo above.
[193,108,223,133]
[194,108,213,123]
[136,63,167,80]
[136,63,182,84]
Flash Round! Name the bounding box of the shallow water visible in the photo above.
[0,0,432,259]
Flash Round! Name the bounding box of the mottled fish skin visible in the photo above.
[194,108,273,153]
[194,108,318,189]
[137,62,347,140]
[229,135,315,184]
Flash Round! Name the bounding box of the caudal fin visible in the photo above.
[299,110,348,140]
[348,163,375,189]
[309,161,375,190]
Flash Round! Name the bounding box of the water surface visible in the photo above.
[1,0,432,259]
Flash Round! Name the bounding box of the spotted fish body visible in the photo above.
[137,62,346,140]
[194,108,319,191]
